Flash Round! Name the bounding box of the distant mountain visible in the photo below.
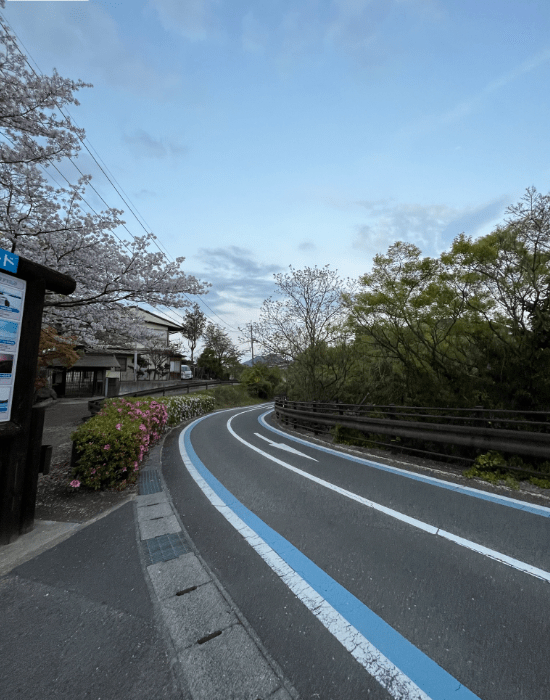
[242,354,288,368]
[242,355,268,367]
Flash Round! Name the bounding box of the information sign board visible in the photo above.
[0,248,19,274]
[0,270,26,422]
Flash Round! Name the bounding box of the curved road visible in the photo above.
[161,404,550,700]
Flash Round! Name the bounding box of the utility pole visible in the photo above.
[238,322,260,365]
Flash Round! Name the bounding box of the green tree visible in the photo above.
[343,187,550,411]
[345,241,487,407]
[240,364,282,399]
[197,347,224,379]
[179,304,206,362]
[203,323,243,370]
[441,187,550,409]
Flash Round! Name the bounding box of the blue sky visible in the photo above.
[3,0,550,359]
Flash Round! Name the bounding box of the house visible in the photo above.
[47,307,186,397]
[107,308,185,382]
[50,352,121,398]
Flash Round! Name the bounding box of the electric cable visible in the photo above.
[0,10,241,332]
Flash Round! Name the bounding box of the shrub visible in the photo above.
[463,451,550,490]
[202,383,266,409]
[70,397,168,490]
[240,364,282,399]
[160,394,215,426]
[70,394,214,491]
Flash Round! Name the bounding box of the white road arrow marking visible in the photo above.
[254,433,318,461]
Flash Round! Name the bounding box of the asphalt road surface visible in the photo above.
[162,404,550,700]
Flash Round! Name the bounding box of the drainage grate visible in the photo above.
[138,469,162,495]
[141,532,191,565]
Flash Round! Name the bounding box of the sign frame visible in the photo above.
[0,270,26,422]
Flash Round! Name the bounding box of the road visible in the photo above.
[161,404,550,700]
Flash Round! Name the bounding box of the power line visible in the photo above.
[0,10,240,332]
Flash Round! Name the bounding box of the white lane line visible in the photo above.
[258,410,550,518]
[179,424,434,700]
[228,414,550,584]
[254,432,318,461]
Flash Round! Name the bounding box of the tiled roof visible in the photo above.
[51,353,121,369]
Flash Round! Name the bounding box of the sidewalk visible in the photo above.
[0,401,298,700]
[0,499,188,700]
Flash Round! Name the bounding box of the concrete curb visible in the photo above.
[135,418,301,700]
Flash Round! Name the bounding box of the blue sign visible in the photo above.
[0,249,19,274]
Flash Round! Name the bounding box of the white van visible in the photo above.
[181,365,193,380]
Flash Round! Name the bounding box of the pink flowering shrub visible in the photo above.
[70,394,214,490]
[70,397,169,490]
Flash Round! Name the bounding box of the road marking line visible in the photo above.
[228,412,550,584]
[258,410,550,519]
[179,417,481,700]
[254,432,319,461]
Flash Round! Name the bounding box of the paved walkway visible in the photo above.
[0,399,298,700]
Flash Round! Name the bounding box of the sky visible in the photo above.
[2,0,550,360]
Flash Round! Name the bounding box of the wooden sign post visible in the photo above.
[0,251,75,544]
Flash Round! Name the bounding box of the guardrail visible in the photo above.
[273,398,550,475]
[88,379,239,416]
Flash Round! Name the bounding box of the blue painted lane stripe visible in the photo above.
[258,410,550,519]
[183,417,481,699]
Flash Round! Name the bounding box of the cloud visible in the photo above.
[123,129,188,161]
[134,188,157,200]
[298,241,316,251]
[398,47,550,141]
[241,10,269,54]
[267,0,443,77]
[192,246,282,312]
[147,0,222,42]
[437,196,510,241]
[2,1,179,100]
[196,246,282,278]
[353,196,509,257]
[326,0,385,50]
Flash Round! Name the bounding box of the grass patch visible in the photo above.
[192,383,267,411]
[331,424,389,450]
[463,451,550,490]
[529,476,550,489]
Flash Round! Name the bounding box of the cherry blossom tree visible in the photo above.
[0,2,209,343]
[255,264,353,362]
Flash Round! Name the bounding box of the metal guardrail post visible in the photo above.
[474,406,485,429]
[386,403,400,452]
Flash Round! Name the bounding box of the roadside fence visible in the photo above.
[88,379,239,416]
[274,397,550,477]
